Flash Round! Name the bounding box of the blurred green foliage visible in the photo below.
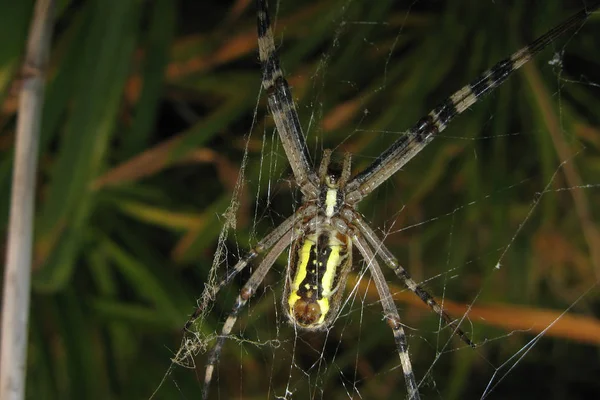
[1,0,599,399]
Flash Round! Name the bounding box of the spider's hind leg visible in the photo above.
[353,234,420,400]
[200,228,295,400]
[184,211,301,332]
[350,210,474,347]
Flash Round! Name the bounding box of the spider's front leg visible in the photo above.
[257,0,319,197]
[345,4,599,204]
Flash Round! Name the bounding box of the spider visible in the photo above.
[182,2,599,399]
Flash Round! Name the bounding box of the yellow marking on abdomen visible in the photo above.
[287,231,347,327]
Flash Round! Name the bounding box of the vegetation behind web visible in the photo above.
[1,0,599,399]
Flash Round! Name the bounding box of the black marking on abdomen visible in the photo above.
[296,233,331,300]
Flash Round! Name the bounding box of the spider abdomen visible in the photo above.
[284,228,352,330]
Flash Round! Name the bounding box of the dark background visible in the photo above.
[1,0,599,399]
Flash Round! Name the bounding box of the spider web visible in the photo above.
[155,1,600,399]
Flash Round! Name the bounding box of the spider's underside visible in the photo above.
[182,2,599,399]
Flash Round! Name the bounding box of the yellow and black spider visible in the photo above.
[183,2,599,398]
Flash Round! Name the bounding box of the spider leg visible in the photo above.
[353,233,420,400]
[202,227,295,400]
[185,206,314,331]
[350,210,473,347]
[257,0,319,198]
[346,4,599,203]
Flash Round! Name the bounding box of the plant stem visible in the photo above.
[1,1,55,399]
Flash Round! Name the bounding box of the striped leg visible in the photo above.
[350,211,473,347]
[185,208,311,331]
[256,0,319,198]
[346,3,599,204]
[201,228,295,400]
[353,234,420,400]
